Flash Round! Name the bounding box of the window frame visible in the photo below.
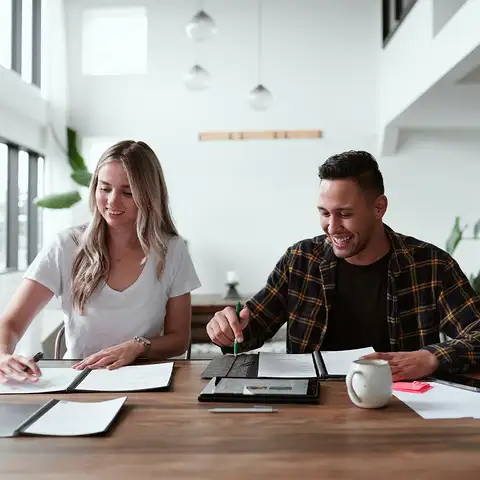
[0,139,43,272]
[10,0,42,87]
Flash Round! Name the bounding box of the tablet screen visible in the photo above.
[199,377,319,397]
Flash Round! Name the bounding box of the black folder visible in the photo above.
[201,348,375,380]
[0,397,126,437]
[200,351,334,380]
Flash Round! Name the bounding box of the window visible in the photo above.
[382,0,418,46]
[81,7,148,76]
[0,0,12,69]
[2,0,41,86]
[18,150,29,270]
[0,142,44,272]
[21,0,33,83]
[0,144,8,270]
[37,156,44,253]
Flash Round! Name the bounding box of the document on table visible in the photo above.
[257,353,317,378]
[23,397,127,436]
[0,368,81,395]
[394,382,480,419]
[76,362,174,392]
[321,347,375,376]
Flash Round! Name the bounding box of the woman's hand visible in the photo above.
[0,353,42,383]
[72,340,145,371]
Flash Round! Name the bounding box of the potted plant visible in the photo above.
[445,216,480,293]
[34,128,92,209]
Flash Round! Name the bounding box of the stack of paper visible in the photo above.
[394,382,480,419]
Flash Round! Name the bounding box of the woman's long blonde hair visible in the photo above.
[70,140,178,313]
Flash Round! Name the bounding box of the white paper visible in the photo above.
[77,362,174,392]
[321,347,375,375]
[257,353,317,378]
[0,368,81,395]
[394,382,480,419]
[24,397,127,436]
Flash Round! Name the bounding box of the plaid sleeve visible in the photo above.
[422,259,480,373]
[222,247,291,354]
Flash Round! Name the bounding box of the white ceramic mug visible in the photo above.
[346,359,393,409]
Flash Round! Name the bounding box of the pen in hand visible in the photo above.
[21,352,43,378]
[234,301,241,356]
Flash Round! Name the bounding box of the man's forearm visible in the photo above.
[422,336,480,373]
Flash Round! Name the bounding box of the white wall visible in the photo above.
[63,0,480,297]
[380,130,480,281]
[378,0,480,130]
[64,0,380,294]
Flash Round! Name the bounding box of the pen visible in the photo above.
[208,406,278,413]
[22,351,43,373]
[234,301,241,356]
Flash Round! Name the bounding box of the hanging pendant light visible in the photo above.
[248,84,273,111]
[248,0,272,111]
[184,64,211,90]
[186,10,218,41]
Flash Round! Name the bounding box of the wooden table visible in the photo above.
[1,360,480,480]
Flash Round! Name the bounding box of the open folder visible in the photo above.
[0,362,174,395]
[201,347,375,380]
[0,397,127,437]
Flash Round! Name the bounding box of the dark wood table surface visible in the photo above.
[1,359,480,479]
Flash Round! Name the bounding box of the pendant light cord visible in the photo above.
[257,0,262,84]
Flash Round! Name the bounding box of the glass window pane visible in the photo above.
[82,7,147,76]
[37,156,44,252]
[0,0,12,69]
[0,143,7,270]
[22,0,33,82]
[18,150,29,270]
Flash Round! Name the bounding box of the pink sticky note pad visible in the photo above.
[392,381,433,393]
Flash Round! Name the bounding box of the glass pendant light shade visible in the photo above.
[186,10,218,41]
[248,84,272,111]
[184,64,211,90]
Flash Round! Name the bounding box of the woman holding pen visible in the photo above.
[0,140,201,383]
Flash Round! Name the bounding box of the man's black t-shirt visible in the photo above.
[321,252,391,352]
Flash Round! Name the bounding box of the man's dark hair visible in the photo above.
[318,150,384,197]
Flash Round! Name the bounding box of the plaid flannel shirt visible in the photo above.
[232,225,480,373]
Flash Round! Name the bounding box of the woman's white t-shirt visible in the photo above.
[24,228,201,359]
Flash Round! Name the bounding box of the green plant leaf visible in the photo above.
[34,191,82,209]
[473,218,480,239]
[68,150,88,172]
[445,216,464,255]
[67,128,77,159]
[71,170,92,187]
[470,271,480,294]
[67,128,87,171]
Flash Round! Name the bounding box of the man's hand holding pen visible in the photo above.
[206,304,250,347]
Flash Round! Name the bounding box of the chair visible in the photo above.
[54,325,192,359]
[54,325,66,359]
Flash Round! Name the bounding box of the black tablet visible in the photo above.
[198,377,320,404]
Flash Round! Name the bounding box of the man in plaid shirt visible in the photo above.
[206,150,480,381]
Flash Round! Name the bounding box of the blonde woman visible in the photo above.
[0,140,201,383]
